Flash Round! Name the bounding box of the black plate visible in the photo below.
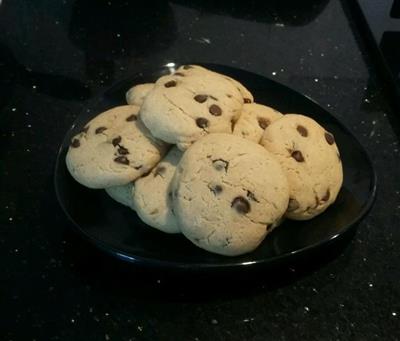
[54,63,377,271]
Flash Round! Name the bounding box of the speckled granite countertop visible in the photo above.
[1,1,399,340]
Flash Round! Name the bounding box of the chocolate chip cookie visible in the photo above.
[171,133,289,256]
[260,114,343,220]
[139,65,247,150]
[66,105,169,188]
[133,147,182,234]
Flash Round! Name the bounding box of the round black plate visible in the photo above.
[55,63,377,271]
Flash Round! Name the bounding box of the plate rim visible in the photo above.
[54,63,378,271]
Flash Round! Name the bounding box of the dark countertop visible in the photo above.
[1,1,400,340]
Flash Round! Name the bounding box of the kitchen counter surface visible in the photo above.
[1,1,399,340]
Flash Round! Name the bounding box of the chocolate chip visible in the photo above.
[114,156,129,165]
[231,118,235,131]
[246,190,259,203]
[209,184,223,195]
[325,132,335,145]
[95,126,107,134]
[321,189,330,202]
[118,146,129,155]
[174,72,185,76]
[257,117,270,129]
[297,125,308,137]
[244,98,252,104]
[126,114,137,122]
[209,95,218,101]
[288,198,299,211]
[196,117,209,129]
[183,65,193,70]
[164,80,177,88]
[70,138,80,148]
[112,136,121,146]
[154,166,166,177]
[134,165,143,170]
[212,159,229,172]
[214,185,222,193]
[194,94,208,103]
[291,150,304,162]
[141,170,152,177]
[81,125,89,134]
[231,196,250,214]
[209,104,222,116]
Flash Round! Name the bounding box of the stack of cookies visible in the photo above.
[66,65,343,256]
